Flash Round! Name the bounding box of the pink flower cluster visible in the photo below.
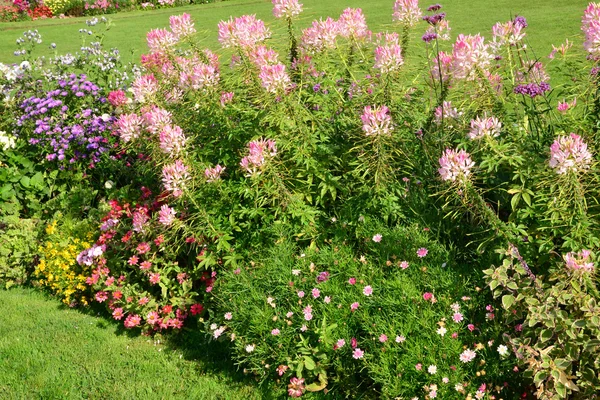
[430,51,453,82]
[248,45,279,68]
[557,98,576,113]
[361,105,394,136]
[468,114,502,140]
[272,0,303,19]
[549,133,593,174]
[146,29,178,53]
[300,17,340,53]
[337,8,369,40]
[240,138,277,175]
[132,74,159,103]
[491,20,525,49]
[438,148,475,182]
[169,13,196,39]
[158,204,176,226]
[159,125,187,154]
[205,165,226,182]
[392,0,421,27]
[374,44,403,73]
[582,3,600,58]
[259,63,291,93]
[115,113,145,142]
[218,15,271,49]
[433,101,461,124]
[162,159,191,197]
[451,34,493,80]
[564,249,594,272]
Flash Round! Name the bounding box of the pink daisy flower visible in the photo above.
[352,348,364,359]
[417,247,428,258]
[363,285,373,296]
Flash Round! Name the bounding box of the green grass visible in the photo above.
[0,287,261,400]
[0,0,591,64]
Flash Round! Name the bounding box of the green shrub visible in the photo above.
[0,216,39,288]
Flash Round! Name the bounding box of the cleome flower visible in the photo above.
[438,148,475,183]
[563,249,594,272]
[549,133,593,174]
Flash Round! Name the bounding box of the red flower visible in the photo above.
[191,304,204,315]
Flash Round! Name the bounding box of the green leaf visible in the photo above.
[502,294,515,309]
[540,329,553,343]
[19,176,30,188]
[303,356,316,370]
[534,370,549,384]
[555,358,571,370]
[511,193,521,210]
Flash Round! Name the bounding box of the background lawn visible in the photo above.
[0,0,591,64]
[0,287,261,400]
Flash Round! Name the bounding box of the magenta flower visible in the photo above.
[417,247,428,258]
[107,90,128,107]
[240,138,277,175]
[379,334,388,343]
[422,292,433,301]
[348,277,357,285]
[582,3,600,57]
[467,324,475,332]
[247,45,279,68]
[272,0,303,19]
[549,133,593,174]
[350,302,360,311]
[361,105,394,136]
[450,34,492,80]
[363,285,373,296]
[399,261,409,269]
[438,148,475,182]
[352,348,364,359]
[220,92,234,106]
[557,98,576,113]
[124,314,141,328]
[311,288,320,298]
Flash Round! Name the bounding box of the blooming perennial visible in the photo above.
[548,133,593,174]
[468,114,502,140]
[451,34,493,80]
[582,3,600,58]
[272,0,303,19]
[392,0,421,27]
[361,105,394,136]
[564,249,594,272]
[438,148,475,182]
[240,138,277,175]
[162,160,191,197]
[374,44,404,73]
[217,15,271,49]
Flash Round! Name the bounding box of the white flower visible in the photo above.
[245,344,255,353]
[497,344,509,356]
[0,131,16,151]
[436,326,447,337]
[427,365,437,374]
[292,269,301,276]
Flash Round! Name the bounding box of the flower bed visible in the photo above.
[1,1,600,399]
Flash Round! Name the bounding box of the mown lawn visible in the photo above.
[0,0,591,63]
[0,287,261,399]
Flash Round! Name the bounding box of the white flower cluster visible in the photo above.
[0,131,16,151]
[0,61,31,82]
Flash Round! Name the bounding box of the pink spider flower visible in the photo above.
[564,249,594,272]
[433,101,461,124]
[108,90,128,107]
[337,8,369,40]
[146,28,179,52]
[162,160,191,197]
[247,45,280,68]
[132,74,159,103]
[143,106,172,134]
[217,15,271,49]
[240,138,277,175]
[582,3,600,57]
[220,92,234,106]
[392,0,421,27]
[438,148,475,182]
[300,17,340,53]
[158,204,176,226]
[361,105,394,136]
[557,98,576,113]
[549,133,592,174]
[115,113,144,142]
[450,34,493,80]
[169,13,196,39]
[205,165,226,182]
[272,0,303,19]
[159,125,187,155]
[374,44,404,73]
[259,63,291,93]
[468,114,502,140]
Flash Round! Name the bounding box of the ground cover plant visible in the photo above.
[1,0,600,399]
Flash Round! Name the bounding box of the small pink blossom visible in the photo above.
[311,288,320,298]
[225,312,233,320]
[452,312,464,323]
[324,296,331,304]
[438,148,475,182]
[399,261,409,269]
[350,302,360,311]
[112,308,124,320]
[361,106,394,136]
[467,324,475,332]
[297,291,305,298]
[149,273,161,285]
[272,0,303,19]
[352,348,364,359]
[158,205,176,226]
[335,339,346,349]
[395,335,405,343]
[549,133,593,174]
[459,349,477,363]
[392,0,421,27]
[564,249,594,272]
[379,334,388,343]
[137,242,151,254]
[271,328,280,335]
[348,277,357,285]
[124,314,141,328]
[423,292,433,301]
[205,165,226,182]
[162,160,190,197]
[363,286,373,296]
[169,13,196,39]
[415,363,422,370]
[417,247,428,258]
[95,291,108,303]
[372,234,383,242]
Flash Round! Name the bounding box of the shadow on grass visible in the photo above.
[42,291,279,400]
